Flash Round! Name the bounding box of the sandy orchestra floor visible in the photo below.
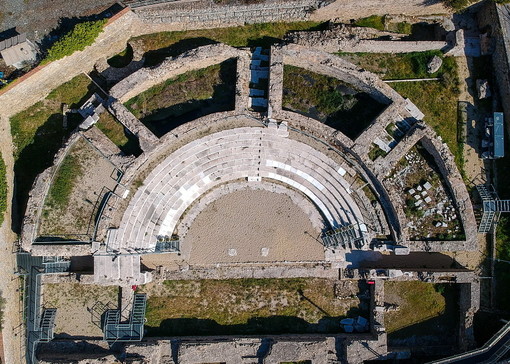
[182,189,325,264]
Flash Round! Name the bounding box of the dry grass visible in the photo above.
[384,281,446,333]
[43,283,118,337]
[384,281,458,345]
[141,278,364,335]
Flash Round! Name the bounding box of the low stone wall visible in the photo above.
[38,332,382,364]
[110,43,250,103]
[20,132,82,253]
[106,97,159,152]
[286,25,450,53]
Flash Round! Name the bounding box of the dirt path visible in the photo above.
[457,55,486,186]
[0,116,23,364]
[444,55,485,270]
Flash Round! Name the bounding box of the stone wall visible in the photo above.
[286,24,450,53]
[20,132,82,253]
[134,0,325,28]
[38,332,384,364]
[110,43,249,102]
[106,97,159,152]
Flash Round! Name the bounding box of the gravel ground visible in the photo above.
[0,0,117,42]
[183,189,325,264]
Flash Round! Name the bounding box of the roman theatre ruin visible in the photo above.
[20,42,477,286]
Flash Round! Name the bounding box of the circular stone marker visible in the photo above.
[184,189,324,264]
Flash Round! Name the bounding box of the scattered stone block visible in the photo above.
[427,55,443,73]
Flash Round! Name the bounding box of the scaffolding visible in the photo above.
[16,253,71,364]
[103,293,147,342]
[476,185,510,233]
[155,240,180,253]
[321,224,364,249]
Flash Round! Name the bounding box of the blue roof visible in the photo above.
[494,112,504,158]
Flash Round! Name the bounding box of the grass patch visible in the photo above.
[0,155,7,226]
[358,54,463,169]
[96,111,141,156]
[142,278,366,336]
[442,0,471,10]
[354,15,412,35]
[43,19,107,63]
[339,50,448,80]
[282,65,386,139]
[384,281,458,342]
[354,15,385,31]
[390,81,462,168]
[10,74,95,227]
[132,21,326,65]
[46,154,83,209]
[368,144,387,161]
[395,21,412,35]
[125,60,236,137]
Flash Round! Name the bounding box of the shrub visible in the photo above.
[43,19,107,62]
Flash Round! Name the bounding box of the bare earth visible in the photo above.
[183,189,324,264]
[42,283,119,338]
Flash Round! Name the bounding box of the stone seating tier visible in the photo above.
[112,127,366,252]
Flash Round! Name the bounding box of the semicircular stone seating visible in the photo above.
[111,127,365,253]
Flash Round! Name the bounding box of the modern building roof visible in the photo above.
[0,33,37,68]
[493,112,504,158]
